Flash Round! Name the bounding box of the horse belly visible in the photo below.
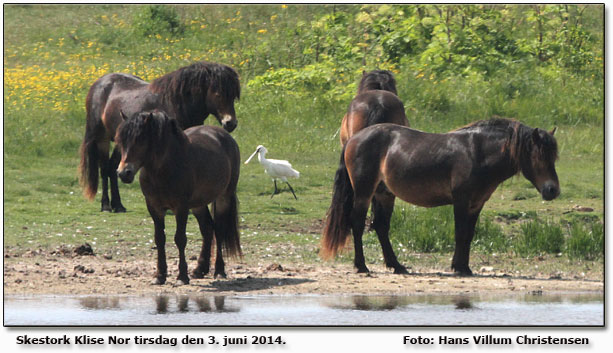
[391,180,453,207]
[384,164,454,207]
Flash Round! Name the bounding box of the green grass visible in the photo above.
[3,4,604,271]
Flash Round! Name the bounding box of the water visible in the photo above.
[4,293,603,326]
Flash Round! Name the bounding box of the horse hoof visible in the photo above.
[113,206,127,213]
[394,266,409,275]
[152,277,166,285]
[175,278,189,286]
[101,206,112,212]
[356,266,370,274]
[192,269,208,279]
[453,269,473,277]
[214,272,227,279]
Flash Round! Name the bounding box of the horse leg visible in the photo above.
[146,202,167,285]
[98,142,112,212]
[285,181,298,200]
[372,191,408,274]
[451,203,483,276]
[368,182,387,230]
[174,208,190,285]
[108,146,126,213]
[192,206,214,278]
[350,198,370,273]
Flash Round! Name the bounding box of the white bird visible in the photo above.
[244,145,300,199]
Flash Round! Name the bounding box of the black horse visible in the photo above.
[322,118,560,276]
[115,111,241,284]
[79,61,240,212]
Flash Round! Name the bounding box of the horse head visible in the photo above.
[206,87,238,132]
[357,70,398,95]
[115,110,179,183]
[521,127,560,201]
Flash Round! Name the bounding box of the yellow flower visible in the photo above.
[257,29,267,34]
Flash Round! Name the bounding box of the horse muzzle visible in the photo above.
[117,165,136,184]
[541,181,560,201]
[221,115,237,132]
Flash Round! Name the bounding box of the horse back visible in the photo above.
[183,126,240,203]
[87,73,154,140]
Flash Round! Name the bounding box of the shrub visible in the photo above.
[133,5,184,37]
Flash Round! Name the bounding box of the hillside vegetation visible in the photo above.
[3,5,603,271]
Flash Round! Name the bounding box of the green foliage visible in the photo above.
[389,205,455,253]
[473,217,510,253]
[566,221,603,260]
[133,5,184,37]
[516,219,565,256]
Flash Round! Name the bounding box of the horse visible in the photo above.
[79,61,241,213]
[339,69,409,145]
[115,110,242,285]
[340,70,410,229]
[322,118,560,276]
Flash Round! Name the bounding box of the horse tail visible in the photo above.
[321,146,354,259]
[79,119,99,201]
[213,191,242,259]
[79,76,114,201]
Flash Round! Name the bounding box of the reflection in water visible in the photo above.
[328,295,477,312]
[153,295,239,314]
[4,292,602,326]
[155,296,169,314]
[453,296,474,310]
[79,297,121,310]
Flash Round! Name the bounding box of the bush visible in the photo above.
[133,5,184,37]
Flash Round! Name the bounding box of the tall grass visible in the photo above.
[389,207,603,260]
[566,221,604,260]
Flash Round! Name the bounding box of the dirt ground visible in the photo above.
[3,247,603,297]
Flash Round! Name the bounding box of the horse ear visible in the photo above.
[143,112,153,124]
[362,70,367,76]
[549,127,557,136]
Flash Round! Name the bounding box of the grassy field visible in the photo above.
[3,5,604,276]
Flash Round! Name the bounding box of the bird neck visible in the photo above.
[257,151,267,163]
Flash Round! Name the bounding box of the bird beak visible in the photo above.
[244,148,259,164]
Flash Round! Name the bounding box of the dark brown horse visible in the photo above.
[339,70,409,145]
[115,110,241,285]
[340,70,410,230]
[79,61,240,213]
[322,118,560,276]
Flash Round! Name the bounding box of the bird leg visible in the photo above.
[286,182,298,200]
[270,180,279,198]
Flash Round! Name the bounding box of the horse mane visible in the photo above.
[454,117,558,173]
[149,61,240,117]
[357,70,398,95]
